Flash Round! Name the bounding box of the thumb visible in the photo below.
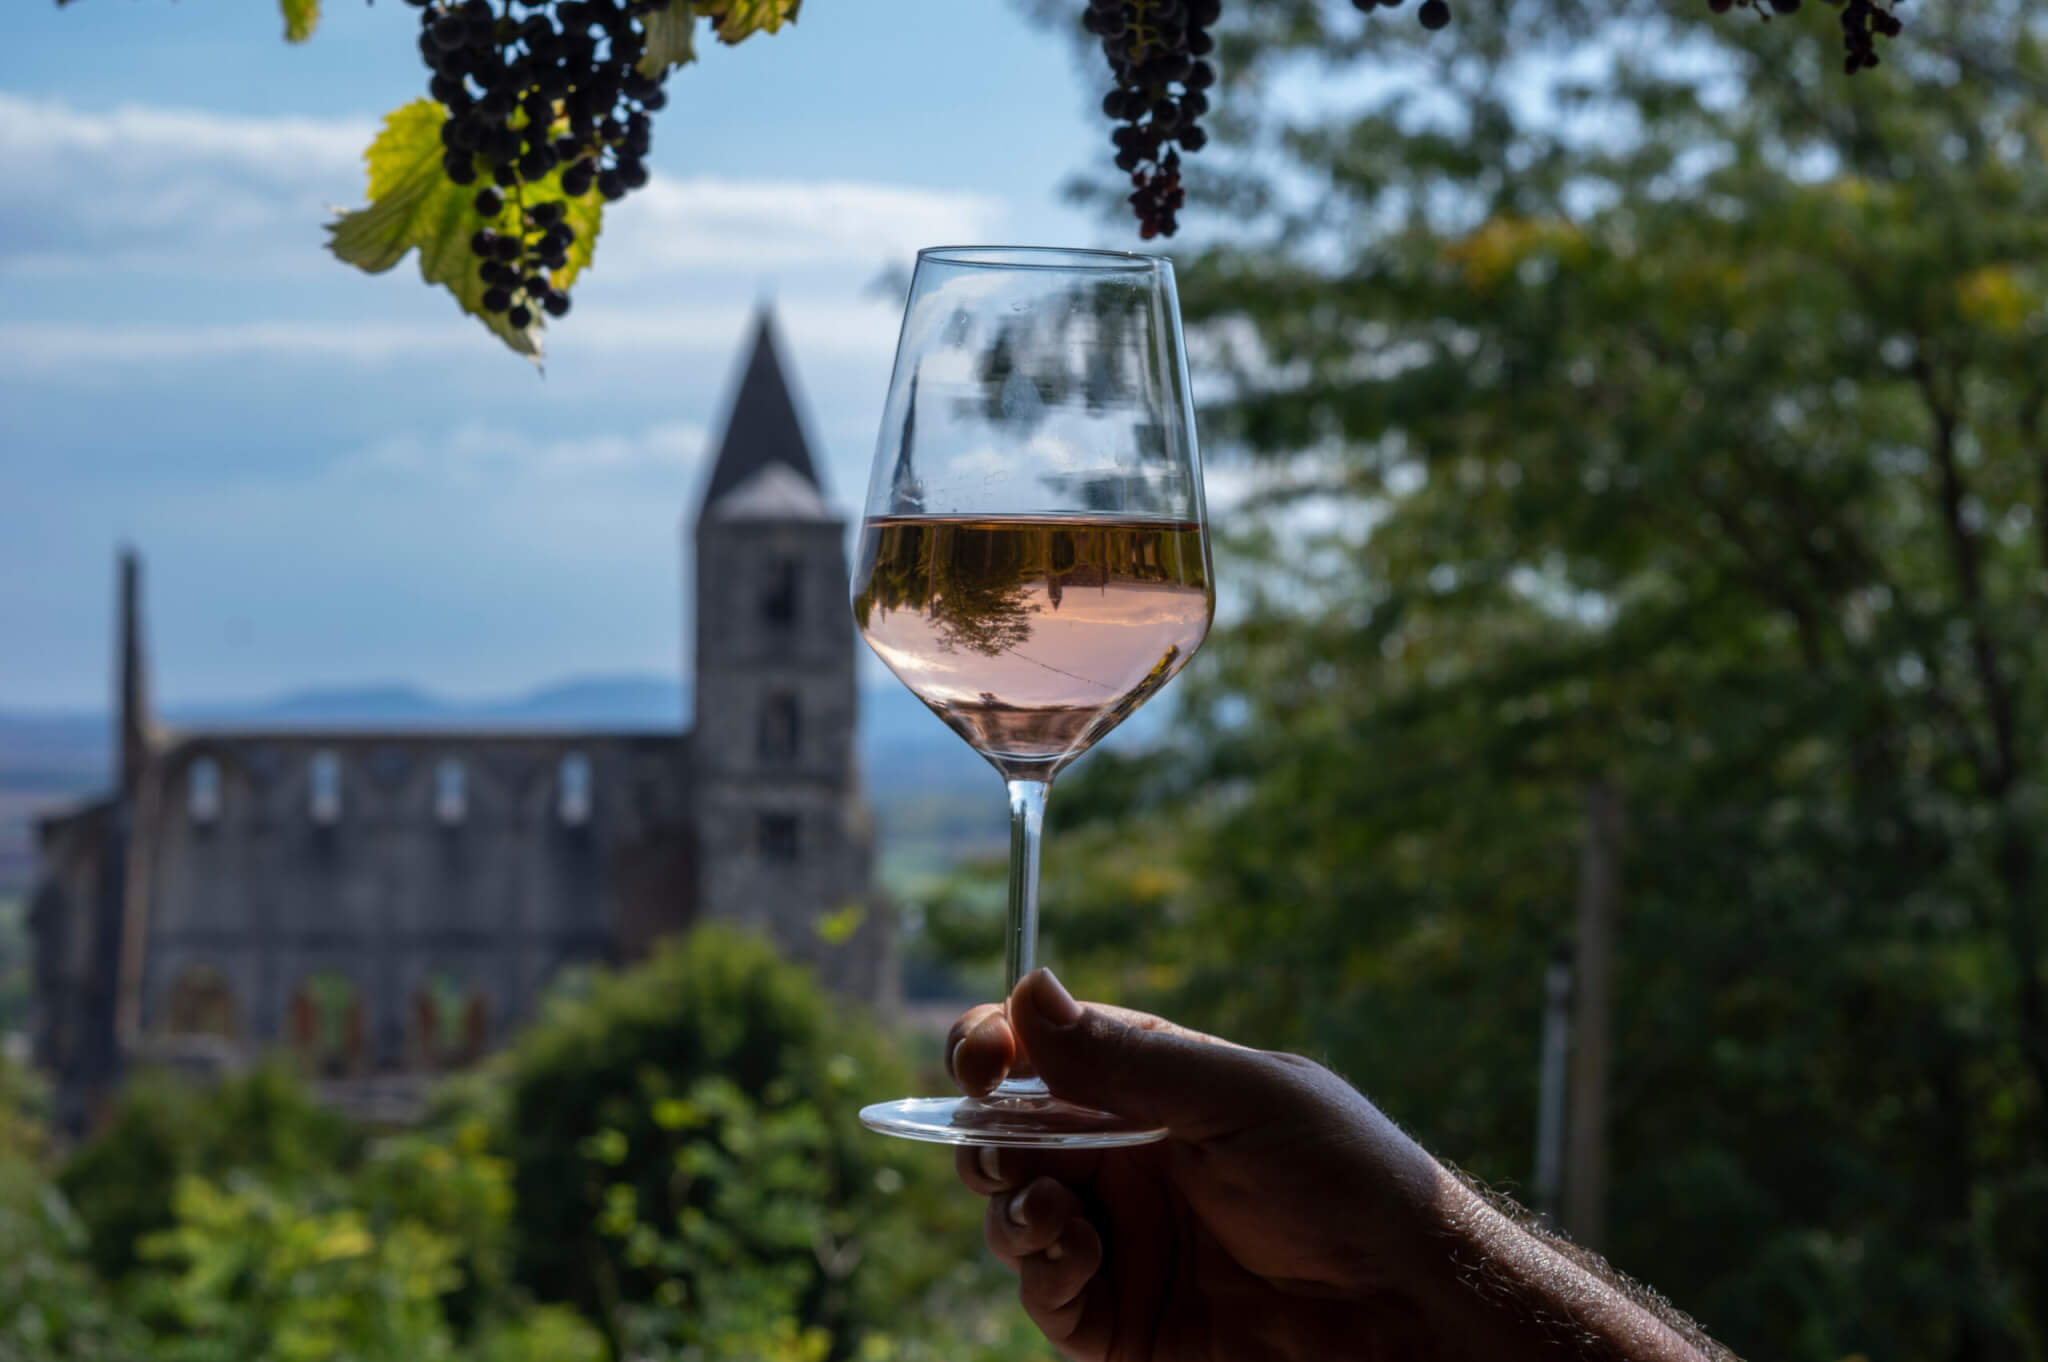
[1009,968,1295,1141]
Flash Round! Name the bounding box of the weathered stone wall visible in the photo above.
[137,732,693,1071]
[30,799,121,1130]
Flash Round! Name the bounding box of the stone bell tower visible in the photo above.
[690,307,890,1001]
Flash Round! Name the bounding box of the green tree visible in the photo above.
[58,1063,361,1283]
[0,1055,143,1362]
[923,0,2048,1357]
[485,925,1032,1361]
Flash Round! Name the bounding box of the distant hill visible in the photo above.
[167,676,688,729]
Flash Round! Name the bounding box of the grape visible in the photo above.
[1092,0,1212,236]
[419,0,676,331]
[1419,0,1450,27]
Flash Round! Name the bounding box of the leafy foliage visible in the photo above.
[929,0,2048,1357]
[637,0,701,78]
[130,1174,462,1362]
[327,100,603,362]
[487,926,1008,1359]
[0,1055,145,1362]
[320,0,803,359]
[704,0,803,45]
[280,0,319,44]
[3,934,1036,1362]
[59,1062,359,1283]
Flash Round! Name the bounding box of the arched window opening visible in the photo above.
[162,964,237,1039]
[435,757,467,825]
[558,752,592,825]
[759,811,800,864]
[761,554,800,628]
[758,692,801,763]
[288,970,366,1078]
[409,970,488,1071]
[188,756,222,825]
[309,750,343,824]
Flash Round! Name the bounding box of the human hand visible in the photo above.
[947,970,1716,1362]
[946,968,1454,1362]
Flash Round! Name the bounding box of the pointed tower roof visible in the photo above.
[698,307,823,521]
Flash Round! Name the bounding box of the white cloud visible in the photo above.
[0,90,1001,285]
[0,295,901,374]
[602,177,1001,276]
[0,93,370,172]
[0,320,465,365]
[338,420,711,487]
[0,93,370,274]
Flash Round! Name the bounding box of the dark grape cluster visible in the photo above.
[1353,0,1452,30]
[1703,0,1903,73]
[1084,0,1221,238]
[411,0,672,325]
[1829,0,1904,72]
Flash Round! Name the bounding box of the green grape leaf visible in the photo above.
[280,0,320,42]
[704,0,800,45]
[327,99,605,362]
[637,0,699,78]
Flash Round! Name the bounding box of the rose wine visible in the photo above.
[853,514,1213,778]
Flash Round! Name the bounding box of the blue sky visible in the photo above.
[1,0,1116,710]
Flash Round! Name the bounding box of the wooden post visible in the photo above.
[1532,944,1572,1226]
[1564,780,1624,1251]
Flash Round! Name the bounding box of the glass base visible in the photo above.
[859,1078,1167,1148]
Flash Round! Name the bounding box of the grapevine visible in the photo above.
[1085,0,1221,238]
[410,0,673,327]
[320,0,798,360]
[62,0,1913,353]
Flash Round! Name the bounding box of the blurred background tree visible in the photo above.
[915,1,2048,1358]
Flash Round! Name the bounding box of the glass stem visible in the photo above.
[999,777,1050,1096]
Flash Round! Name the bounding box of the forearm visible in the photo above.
[1401,1166,1734,1362]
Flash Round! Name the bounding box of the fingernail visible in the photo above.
[1045,1240,1066,1262]
[1029,969,1084,1028]
[977,1146,1002,1185]
[1006,1188,1031,1227]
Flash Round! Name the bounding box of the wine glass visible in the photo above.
[850,246,1214,1147]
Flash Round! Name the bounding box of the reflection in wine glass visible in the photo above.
[850,247,1213,1148]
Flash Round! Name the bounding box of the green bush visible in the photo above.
[59,1062,360,1283]
[487,925,1003,1360]
[0,1054,141,1362]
